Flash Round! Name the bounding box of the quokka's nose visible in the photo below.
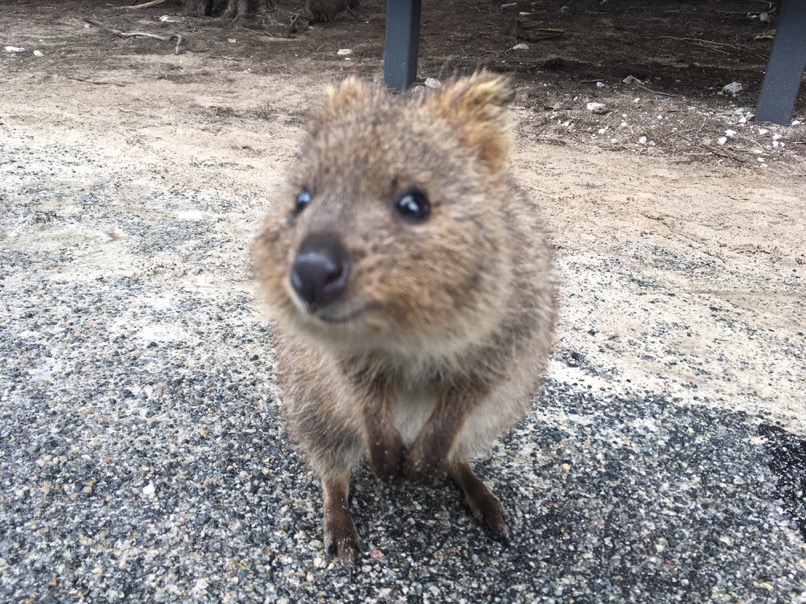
[290,234,350,308]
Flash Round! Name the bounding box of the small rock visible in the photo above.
[512,43,529,50]
[424,77,441,89]
[5,46,26,53]
[721,82,743,96]
[758,128,769,135]
[717,136,728,146]
[142,483,156,496]
[586,102,608,115]
[623,75,643,86]
[596,81,605,88]
[33,50,43,57]
[638,136,648,145]
[336,48,352,56]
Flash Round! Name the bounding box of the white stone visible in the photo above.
[721,82,742,96]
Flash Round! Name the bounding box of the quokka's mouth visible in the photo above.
[308,304,373,325]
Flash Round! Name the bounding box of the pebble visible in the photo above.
[721,82,743,96]
[586,102,608,114]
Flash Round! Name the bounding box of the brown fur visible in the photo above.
[307,0,358,22]
[253,72,556,568]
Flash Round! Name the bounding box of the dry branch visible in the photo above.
[634,83,676,98]
[125,0,169,8]
[84,17,183,54]
[66,76,126,87]
[659,36,733,55]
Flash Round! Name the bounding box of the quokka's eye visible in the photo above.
[394,188,431,222]
[294,188,312,215]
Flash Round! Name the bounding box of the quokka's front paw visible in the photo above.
[324,509,363,571]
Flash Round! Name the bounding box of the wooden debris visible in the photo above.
[84,17,183,55]
[125,0,169,9]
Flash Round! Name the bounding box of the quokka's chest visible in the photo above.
[390,386,439,446]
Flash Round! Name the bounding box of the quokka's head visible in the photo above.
[254,71,519,356]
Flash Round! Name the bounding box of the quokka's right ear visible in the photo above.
[309,76,371,136]
[315,76,371,122]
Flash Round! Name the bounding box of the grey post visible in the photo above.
[384,0,422,91]
[755,0,806,124]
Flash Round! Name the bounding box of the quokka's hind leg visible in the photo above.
[449,460,510,543]
[322,470,362,570]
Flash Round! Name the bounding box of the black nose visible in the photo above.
[290,234,350,308]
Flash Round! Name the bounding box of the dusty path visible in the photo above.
[1,1,805,601]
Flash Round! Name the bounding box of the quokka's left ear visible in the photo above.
[427,71,515,171]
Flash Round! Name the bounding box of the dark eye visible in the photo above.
[394,188,431,222]
[294,188,312,215]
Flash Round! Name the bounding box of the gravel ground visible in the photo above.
[2,124,805,603]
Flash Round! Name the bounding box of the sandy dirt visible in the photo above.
[2,0,803,432]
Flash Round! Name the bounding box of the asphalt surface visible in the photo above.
[2,112,805,604]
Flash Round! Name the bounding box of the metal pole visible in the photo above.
[755,0,806,125]
[383,0,422,91]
